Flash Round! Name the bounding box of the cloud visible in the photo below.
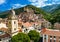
[29,0,37,2]
[28,0,48,7]
[28,0,60,7]
[0,0,6,5]
[12,4,26,9]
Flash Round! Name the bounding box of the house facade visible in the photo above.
[0,31,11,42]
[41,28,60,42]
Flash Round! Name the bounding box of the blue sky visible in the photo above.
[0,0,60,12]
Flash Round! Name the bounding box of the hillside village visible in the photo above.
[0,6,60,42]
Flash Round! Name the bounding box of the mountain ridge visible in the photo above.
[42,4,60,14]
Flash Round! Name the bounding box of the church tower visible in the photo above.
[8,8,18,36]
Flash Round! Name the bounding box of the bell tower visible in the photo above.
[8,8,18,36]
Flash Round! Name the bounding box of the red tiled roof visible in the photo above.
[0,28,8,32]
[41,28,60,36]
[0,32,10,38]
[22,22,32,28]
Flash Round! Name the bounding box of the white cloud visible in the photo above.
[0,0,6,5]
[12,4,26,9]
[29,0,37,2]
[28,0,48,7]
[46,4,52,5]
[28,0,60,7]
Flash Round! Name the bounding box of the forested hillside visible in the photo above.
[0,5,60,24]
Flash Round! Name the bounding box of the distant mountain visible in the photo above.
[41,4,60,24]
[0,5,51,19]
[42,4,60,14]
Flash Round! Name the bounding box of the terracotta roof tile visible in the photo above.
[0,33,10,38]
[41,28,60,36]
[0,28,8,32]
[23,22,32,28]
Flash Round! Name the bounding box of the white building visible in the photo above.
[0,31,11,42]
[41,28,60,42]
[0,22,7,28]
[7,9,19,36]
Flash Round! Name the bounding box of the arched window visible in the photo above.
[14,21,16,24]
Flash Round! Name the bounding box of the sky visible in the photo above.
[0,0,60,12]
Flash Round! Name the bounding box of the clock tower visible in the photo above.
[8,9,18,36]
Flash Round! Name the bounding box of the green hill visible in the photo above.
[1,5,60,24]
[0,5,51,21]
[51,6,60,24]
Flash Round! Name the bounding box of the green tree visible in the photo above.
[11,33,30,42]
[28,30,40,42]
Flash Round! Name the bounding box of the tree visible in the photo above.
[28,30,40,42]
[11,33,30,42]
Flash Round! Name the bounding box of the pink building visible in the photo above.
[41,28,60,42]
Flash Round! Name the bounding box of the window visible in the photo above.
[54,36,56,38]
[50,36,52,40]
[14,21,16,24]
[44,35,46,39]
[54,40,56,42]
[14,28,16,30]
[50,36,52,38]
[22,25,24,28]
[0,39,1,41]
[50,39,52,42]
[26,29,28,31]
[9,21,11,24]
